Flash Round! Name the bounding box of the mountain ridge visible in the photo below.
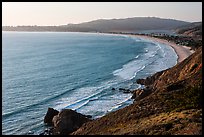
[3,17,190,32]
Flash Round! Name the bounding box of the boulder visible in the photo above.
[112,88,116,90]
[52,109,91,135]
[44,108,59,125]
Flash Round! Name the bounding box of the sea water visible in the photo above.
[2,32,177,135]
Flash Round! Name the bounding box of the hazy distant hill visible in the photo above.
[68,17,190,32]
[175,22,202,38]
[2,17,190,32]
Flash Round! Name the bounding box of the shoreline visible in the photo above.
[35,32,197,135]
[69,33,202,135]
[124,34,195,63]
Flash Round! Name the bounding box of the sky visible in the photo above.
[2,2,202,26]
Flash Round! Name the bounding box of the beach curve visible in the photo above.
[127,34,195,63]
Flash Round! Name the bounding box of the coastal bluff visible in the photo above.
[71,47,202,135]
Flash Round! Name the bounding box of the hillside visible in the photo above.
[175,22,202,39]
[141,22,202,50]
[67,17,189,32]
[2,17,189,32]
[71,47,202,135]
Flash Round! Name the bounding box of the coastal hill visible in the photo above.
[71,46,202,135]
[2,17,189,32]
[175,22,202,39]
[65,17,189,32]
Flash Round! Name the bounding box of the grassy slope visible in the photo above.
[71,47,202,135]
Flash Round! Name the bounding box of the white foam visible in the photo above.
[55,89,103,110]
[107,95,132,112]
[131,37,143,42]
[135,55,140,59]
[54,79,120,111]
[74,100,90,110]
[113,58,147,80]
[113,39,165,81]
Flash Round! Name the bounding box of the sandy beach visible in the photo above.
[126,34,195,63]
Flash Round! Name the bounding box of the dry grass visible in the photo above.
[106,109,202,135]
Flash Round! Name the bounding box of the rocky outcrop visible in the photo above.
[136,70,164,87]
[52,109,91,135]
[43,108,91,135]
[44,107,59,125]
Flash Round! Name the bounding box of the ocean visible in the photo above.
[2,32,177,135]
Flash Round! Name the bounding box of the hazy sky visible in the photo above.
[2,2,202,26]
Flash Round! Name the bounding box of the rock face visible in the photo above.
[136,70,164,87]
[44,108,59,125]
[51,109,91,135]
